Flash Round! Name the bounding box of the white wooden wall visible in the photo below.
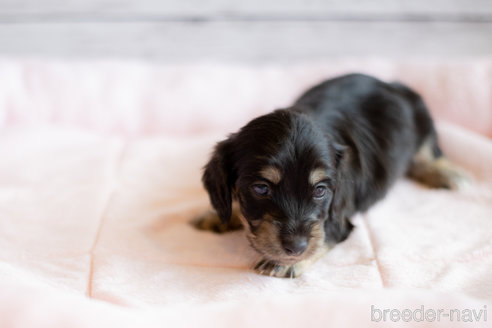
[0,0,491,62]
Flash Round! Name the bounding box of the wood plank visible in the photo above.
[0,0,492,19]
[0,21,491,61]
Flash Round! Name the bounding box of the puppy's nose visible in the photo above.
[282,237,308,256]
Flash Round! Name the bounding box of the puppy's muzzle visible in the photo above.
[281,235,308,256]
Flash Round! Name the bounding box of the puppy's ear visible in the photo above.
[332,142,348,168]
[326,142,353,243]
[202,138,235,224]
[325,213,354,243]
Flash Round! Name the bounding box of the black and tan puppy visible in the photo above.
[195,73,467,278]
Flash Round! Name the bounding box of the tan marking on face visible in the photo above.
[309,168,328,185]
[260,166,282,184]
[236,206,253,236]
[247,212,327,265]
[249,214,283,259]
[253,220,331,278]
[287,242,332,277]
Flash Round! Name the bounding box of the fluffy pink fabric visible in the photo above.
[0,58,491,327]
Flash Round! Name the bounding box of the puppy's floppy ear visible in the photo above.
[332,142,348,168]
[202,138,235,224]
[325,215,354,243]
[326,142,353,243]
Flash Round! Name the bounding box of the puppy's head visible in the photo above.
[202,109,350,264]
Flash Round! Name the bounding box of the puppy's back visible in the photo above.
[294,73,424,211]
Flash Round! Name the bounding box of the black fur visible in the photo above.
[202,73,440,260]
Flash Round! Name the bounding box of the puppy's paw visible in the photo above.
[440,165,472,191]
[408,157,472,191]
[191,210,242,233]
[191,211,228,233]
[429,159,472,191]
[254,259,303,278]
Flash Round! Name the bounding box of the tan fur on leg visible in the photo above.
[408,140,470,190]
[192,203,243,233]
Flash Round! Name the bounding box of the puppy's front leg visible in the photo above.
[254,244,331,278]
[192,204,243,233]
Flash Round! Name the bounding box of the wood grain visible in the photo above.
[0,0,490,60]
[1,21,491,62]
[0,0,491,19]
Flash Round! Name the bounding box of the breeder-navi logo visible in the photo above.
[371,305,487,323]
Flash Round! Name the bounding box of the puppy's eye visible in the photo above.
[252,183,270,197]
[313,184,327,199]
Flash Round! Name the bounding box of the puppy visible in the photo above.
[195,73,467,278]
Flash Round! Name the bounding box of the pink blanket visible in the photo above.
[1,58,491,327]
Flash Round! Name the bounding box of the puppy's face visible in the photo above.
[203,109,344,264]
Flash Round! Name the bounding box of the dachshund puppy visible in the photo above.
[195,73,467,278]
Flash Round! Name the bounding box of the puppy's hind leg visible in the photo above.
[407,138,470,190]
[192,203,243,233]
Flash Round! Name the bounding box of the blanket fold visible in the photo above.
[1,59,491,327]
